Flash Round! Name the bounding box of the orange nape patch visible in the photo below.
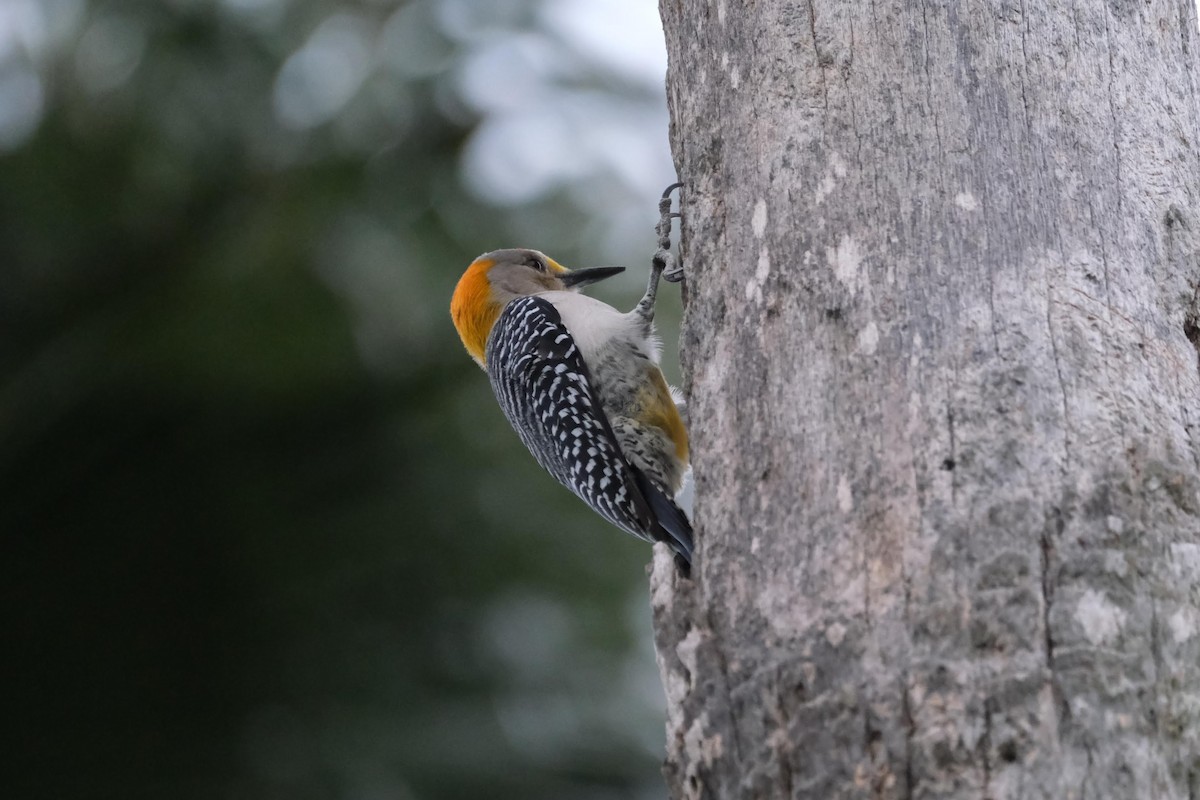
[450,257,501,368]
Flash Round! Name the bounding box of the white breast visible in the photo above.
[538,291,658,364]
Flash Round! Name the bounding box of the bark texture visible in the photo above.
[652,1,1200,798]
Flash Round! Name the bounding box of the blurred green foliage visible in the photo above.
[2,1,679,798]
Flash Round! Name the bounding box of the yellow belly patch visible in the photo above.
[638,369,689,463]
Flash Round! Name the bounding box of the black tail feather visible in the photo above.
[630,467,694,574]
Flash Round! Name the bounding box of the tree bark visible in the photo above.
[651,1,1200,798]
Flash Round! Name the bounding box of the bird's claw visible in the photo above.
[656,182,683,282]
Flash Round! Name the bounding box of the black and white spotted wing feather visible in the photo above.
[485,295,692,564]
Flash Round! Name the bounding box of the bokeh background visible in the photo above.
[1,1,681,797]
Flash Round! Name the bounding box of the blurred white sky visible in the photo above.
[5,0,1200,293]
[455,0,673,206]
[0,0,678,271]
[6,0,1200,197]
[0,0,675,197]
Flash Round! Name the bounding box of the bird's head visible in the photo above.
[450,248,624,368]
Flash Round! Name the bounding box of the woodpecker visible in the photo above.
[450,227,692,571]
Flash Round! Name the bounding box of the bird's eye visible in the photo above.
[526,255,545,272]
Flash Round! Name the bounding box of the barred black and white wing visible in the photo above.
[485,295,691,562]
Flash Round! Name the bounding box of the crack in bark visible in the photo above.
[918,0,943,157]
[1041,507,1067,725]
[1017,0,1032,129]
[1084,173,1117,320]
[1182,0,1194,57]
[901,673,916,800]
[901,447,918,799]
[988,267,1002,358]
[1045,279,1073,467]
[1169,212,1200,473]
[805,0,829,111]
[946,398,958,506]
[1149,595,1165,741]
[779,744,794,800]
[1101,8,1124,221]
[981,699,994,800]
[1082,744,1096,800]
[1185,286,1200,379]
[864,520,874,623]
[846,19,864,164]
[1062,287,1137,328]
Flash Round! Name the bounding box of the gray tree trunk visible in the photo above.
[651,1,1200,798]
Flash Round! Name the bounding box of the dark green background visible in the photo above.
[2,1,680,797]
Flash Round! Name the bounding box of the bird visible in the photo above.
[449,242,694,572]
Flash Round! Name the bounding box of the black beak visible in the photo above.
[559,266,625,288]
